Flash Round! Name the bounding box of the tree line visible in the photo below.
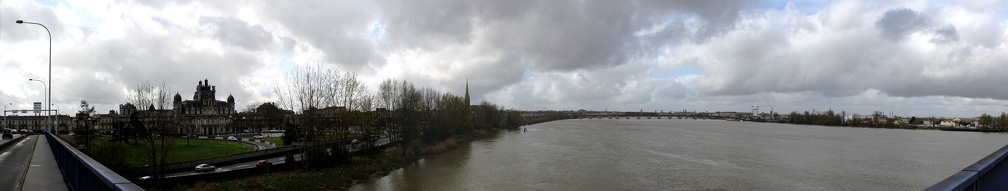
[976,113,1008,129]
[73,64,540,182]
[781,109,1008,130]
[270,63,526,167]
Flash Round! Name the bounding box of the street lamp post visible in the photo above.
[29,79,49,132]
[52,104,60,133]
[87,118,96,150]
[2,103,10,130]
[17,20,52,134]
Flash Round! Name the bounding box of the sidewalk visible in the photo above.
[21,136,68,191]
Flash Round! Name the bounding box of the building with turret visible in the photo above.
[93,79,237,135]
[173,79,236,134]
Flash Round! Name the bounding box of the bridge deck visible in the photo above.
[23,135,69,191]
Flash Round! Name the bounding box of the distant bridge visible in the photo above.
[575,111,738,120]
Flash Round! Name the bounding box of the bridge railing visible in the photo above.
[46,133,145,191]
[927,144,1008,190]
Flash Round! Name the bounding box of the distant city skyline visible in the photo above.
[2,0,1008,117]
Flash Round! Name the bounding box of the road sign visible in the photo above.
[34,102,41,113]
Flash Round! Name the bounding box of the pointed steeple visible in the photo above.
[464,79,471,105]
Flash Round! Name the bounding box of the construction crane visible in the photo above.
[752,104,774,117]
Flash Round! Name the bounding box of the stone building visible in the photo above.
[174,79,236,134]
[91,79,237,135]
[2,113,71,132]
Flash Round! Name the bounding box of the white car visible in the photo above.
[227,136,238,141]
[254,135,264,139]
[195,164,216,172]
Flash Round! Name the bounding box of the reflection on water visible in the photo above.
[350,119,1008,190]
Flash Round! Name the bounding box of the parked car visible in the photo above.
[227,136,238,141]
[256,160,273,168]
[195,164,216,172]
[2,130,12,139]
[254,135,264,139]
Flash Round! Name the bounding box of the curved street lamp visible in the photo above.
[29,79,49,132]
[17,20,52,133]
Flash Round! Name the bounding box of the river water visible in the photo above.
[349,119,1008,190]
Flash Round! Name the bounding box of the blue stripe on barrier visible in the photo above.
[45,133,145,191]
[927,144,1008,191]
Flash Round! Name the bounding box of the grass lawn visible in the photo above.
[122,138,255,167]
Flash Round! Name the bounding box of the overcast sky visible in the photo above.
[1,0,1007,118]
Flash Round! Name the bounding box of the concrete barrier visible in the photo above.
[46,133,144,191]
[0,135,28,151]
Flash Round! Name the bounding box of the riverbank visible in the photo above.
[771,121,1008,133]
[169,129,506,191]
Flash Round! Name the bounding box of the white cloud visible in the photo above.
[1,0,1006,118]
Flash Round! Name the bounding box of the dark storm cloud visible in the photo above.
[690,2,1008,103]
[376,0,752,72]
[255,1,382,73]
[875,8,930,41]
[349,0,754,103]
[930,25,959,44]
[199,16,274,51]
[61,73,126,106]
[0,2,63,44]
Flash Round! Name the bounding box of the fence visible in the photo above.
[46,133,145,191]
[927,144,1008,190]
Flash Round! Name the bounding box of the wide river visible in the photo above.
[350,119,1008,190]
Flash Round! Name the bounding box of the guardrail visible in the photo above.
[927,144,1008,190]
[46,133,145,191]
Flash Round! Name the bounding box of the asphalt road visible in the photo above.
[243,139,275,150]
[192,136,276,150]
[163,136,392,178]
[165,154,297,178]
[0,134,23,145]
[0,135,38,191]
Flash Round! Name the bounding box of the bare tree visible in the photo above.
[378,78,399,111]
[128,81,175,184]
[356,94,374,112]
[273,63,339,112]
[377,78,400,144]
[273,63,360,167]
[396,81,423,156]
[336,71,370,111]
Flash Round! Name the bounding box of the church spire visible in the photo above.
[465,79,470,105]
